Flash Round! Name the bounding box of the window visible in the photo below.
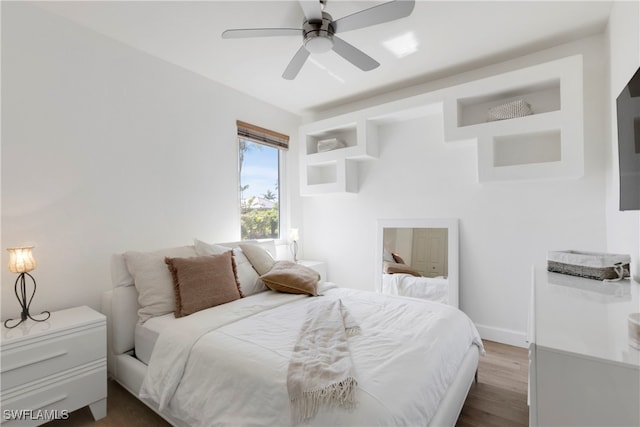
[237,121,289,240]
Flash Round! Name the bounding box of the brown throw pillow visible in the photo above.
[260,260,319,296]
[165,251,243,318]
[391,252,406,264]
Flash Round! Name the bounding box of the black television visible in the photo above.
[616,66,640,211]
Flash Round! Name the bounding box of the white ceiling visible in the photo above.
[35,1,613,116]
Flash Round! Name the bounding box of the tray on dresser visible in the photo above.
[547,250,631,280]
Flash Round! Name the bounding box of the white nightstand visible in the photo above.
[298,260,327,282]
[0,306,107,426]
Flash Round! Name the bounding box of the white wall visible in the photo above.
[1,3,300,319]
[299,35,609,346]
[606,1,640,281]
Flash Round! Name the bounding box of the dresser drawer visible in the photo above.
[1,363,106,427]
[1,325,105,391]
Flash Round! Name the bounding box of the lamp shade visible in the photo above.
[7,246,36,273]
[289,229,299,241]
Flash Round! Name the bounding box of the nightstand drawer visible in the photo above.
[1,325,105,391]
[1,362,106,427]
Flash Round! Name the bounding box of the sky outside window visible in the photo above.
[240,140,279,201]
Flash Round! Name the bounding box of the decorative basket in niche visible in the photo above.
[317,138,346,153]
[547,250,631,281]
[487,99,533,122]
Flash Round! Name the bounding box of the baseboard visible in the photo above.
[475,324,528,348]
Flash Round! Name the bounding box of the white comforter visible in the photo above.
[140,283,483,427]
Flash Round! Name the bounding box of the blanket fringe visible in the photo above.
[290,377,358,425]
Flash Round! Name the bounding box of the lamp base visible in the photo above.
[290,240,298,263]
[4,272,50,329]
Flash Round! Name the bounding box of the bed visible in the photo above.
[101,239,483,427]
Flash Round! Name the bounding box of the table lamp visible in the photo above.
[4,246,50,329]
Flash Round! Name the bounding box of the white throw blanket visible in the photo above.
[287,298,360,425]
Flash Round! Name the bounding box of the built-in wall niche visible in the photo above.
[307,163,337,186]
[299,117,378,195]
[305,125,357,155]
[493,130,561,167]
[300,54,584,193]
[304,158,358,194]
[457,79,561,128]
[445,54,583,183]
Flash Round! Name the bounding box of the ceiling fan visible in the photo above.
[221,0,416,80]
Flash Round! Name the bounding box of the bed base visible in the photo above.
[102,287,479,427]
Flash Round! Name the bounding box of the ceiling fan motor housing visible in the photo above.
[303,11,335,54]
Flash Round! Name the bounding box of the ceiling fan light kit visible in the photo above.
[303,12,335,54]
[222,0,415,80]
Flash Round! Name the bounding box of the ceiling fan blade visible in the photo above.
[332,36,379,71]
[222,28,301,39]
[332,0,415,33]
[298,0,323,22]
[282,46,310,80]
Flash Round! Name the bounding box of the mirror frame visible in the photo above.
[375,218,459,308]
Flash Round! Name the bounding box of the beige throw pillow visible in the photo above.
[124,245,198,323]
[239,243,276,275]
[194,239,266,296]
[165,252,243,318]
[260,261,319,296]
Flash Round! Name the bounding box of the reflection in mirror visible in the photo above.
[383,228,448,278]
[376,219,459,308]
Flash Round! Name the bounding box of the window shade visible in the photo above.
[236,120,289,151]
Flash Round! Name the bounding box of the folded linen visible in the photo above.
[287,298,360,425]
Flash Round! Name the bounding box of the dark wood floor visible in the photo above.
[46,340,528,427]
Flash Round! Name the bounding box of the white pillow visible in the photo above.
[194,239,266,296]
[124,245,197,323]
[238,243,276,275]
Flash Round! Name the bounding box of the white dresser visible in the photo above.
[0,306,107,426]
[529,267,640,427]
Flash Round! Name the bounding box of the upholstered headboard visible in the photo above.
[104,253,140,354]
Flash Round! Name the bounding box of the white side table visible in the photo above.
[0,306,107,426]
[298,260,328,282]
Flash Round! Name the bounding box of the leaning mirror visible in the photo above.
[375,219,459,308]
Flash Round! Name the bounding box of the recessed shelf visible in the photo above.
[307,163,337,186]
[306,126,357,155]
[493,130,562,167]
[457,80,561,127]
[302,159,358,195]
